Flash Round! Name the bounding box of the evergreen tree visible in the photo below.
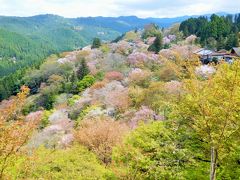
[91,38,101,49]
[225,34,239,50]
[217,36,225,50]
[148,33,163,54]
[76,58,90,80]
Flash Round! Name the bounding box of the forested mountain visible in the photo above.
[0,13,238,100]
[180,14,240,50]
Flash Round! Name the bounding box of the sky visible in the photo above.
[0,0,239,18]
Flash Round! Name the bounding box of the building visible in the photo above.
[231,47,240,57]
[195,48,240,64]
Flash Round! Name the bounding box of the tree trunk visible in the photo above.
[210,147,218,180]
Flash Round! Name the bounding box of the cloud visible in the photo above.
[0,0,239,18]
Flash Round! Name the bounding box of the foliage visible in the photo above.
[68,95,81,106]
[19,145,115,179]
[148,33,163,53]
[124,31,139,42]
[76,58,90,80]
[77,75,96,92]
[112,121,186,179]
[39,110,53,129]
[105,71,124,81]
[91,37,102,49]
[179,14,240,50]
[128,68,152,87]
[142,23,161,39]
[173,61,240,179]
[0,86,39,178]
[100,44,111,54]
[75,117,129,164]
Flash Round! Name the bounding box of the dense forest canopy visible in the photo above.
[179,14,240,50]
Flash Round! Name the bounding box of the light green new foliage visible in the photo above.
[174,60,240,179]
[77,75,96,92]
[68,95,81,106]
[112,121,186,180]
[19,145,115,180]
[124,31,138,42]
[39,109,54,129]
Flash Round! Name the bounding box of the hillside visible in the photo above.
[0,12,233,78]
[1,20,240,179]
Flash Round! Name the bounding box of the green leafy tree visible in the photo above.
[225,34,239,50]
[91,38,101,49]
[17,145,114,179]
[174,61,240,180]
[113,121,187,179]
[77,75,95,92]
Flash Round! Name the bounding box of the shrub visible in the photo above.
[94,71,105,81]
[75,117,129,164]
[68,95,81,106]
[77,75,96,92]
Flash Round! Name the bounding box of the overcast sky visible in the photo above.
[0,0,239,18]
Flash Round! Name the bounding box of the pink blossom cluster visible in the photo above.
[110,41,133,55]
[128,68,151,83]
[129,106,163,129]
[127,52,159,66]
[163,35,176,45]
[185,35,197,44]
[146,37,156,45]
[92,81,129,110]
[25,111,44,122]
[195,65,216,78]
[87,49,103,60]
[60,134,74,148]
[105,71,124,81]
[87,61,98,75]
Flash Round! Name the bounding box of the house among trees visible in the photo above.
[231,47,240,57]
[195,47,240,64]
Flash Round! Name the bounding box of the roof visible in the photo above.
[211,52,229,56]
[217,49,228,53]
[195,49,213,56]
[232,47,240,56]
